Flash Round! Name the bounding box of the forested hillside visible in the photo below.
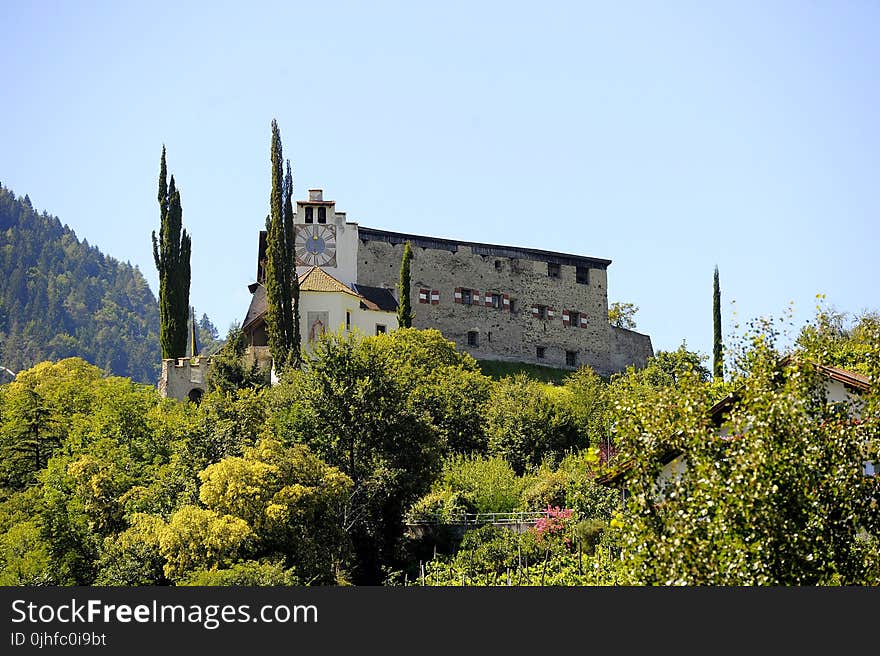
[0,183,161,382]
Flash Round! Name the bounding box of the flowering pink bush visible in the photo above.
[533,506,573,545]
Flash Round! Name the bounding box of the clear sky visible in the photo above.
[3,1,879,363]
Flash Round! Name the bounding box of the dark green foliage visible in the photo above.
[207,324,267,395]
[0,183,160,382]
[713,265,723,381]
[264,122,299,373]
[397,241,414,328]
[267,329,463,583]
[152,147,192,359]
[284,161,301,369]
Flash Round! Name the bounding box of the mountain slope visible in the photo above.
[0,183,160,383]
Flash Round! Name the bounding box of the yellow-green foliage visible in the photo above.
[159,506,251,581]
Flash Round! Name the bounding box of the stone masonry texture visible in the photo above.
[355,230,652,376]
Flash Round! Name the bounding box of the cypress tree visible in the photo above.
[264,120,299,372]
[397,241,414,328]
[713,265,723,381]
[283,160,301,367]
[189,306,198,357]
[152,146,191,359]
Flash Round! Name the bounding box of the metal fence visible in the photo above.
[406,510,550,527]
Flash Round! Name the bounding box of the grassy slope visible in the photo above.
[476,360,572,384]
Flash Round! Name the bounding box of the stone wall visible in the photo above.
[608,326,653,373]
[356,232,653,376]
[158,357,209,402]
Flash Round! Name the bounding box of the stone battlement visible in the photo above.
[158,356,210,402]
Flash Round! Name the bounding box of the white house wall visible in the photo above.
[298,290,397,352]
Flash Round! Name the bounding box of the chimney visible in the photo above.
[309,189,323,202]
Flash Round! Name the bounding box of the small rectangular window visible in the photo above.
[491,293,502,309]
[548,263,560,278]
[318,207,327,224]
[576,266,589,285]
[536,346,546,359]
[346,311,351,331]
[462,289,473,305]
[375,324,386,335]
[566,350,577,367]
[569,311,580,328]
[305,206,313,223]
[509,298,517,314]
[495,260,502,270]
[467,331,479,347]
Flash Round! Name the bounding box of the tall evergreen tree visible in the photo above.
[264,120,299,373]
[397,241,414,328]
[283,160,301,368]
[189,306,198,357]
[152,146,191,359]
[713,265,723,381]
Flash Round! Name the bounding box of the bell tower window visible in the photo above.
[305,206,314,224]
[318,207,327,224]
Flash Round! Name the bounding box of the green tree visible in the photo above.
[485,375,585,474]
[264,121,299,374]
[618,327,880,585]
[158,505,252,581]
[268,330,446,583]
[207,324,267,394]
[608,302,638,330]
[198,439,352,583]
[152,146,191,359]
[283,160,301,369]
[397,241,414,328]
[795,304,880,376]
[368,328,490,454]
[0,385,59,488]
[713,265,722,381]
[94,514,168,585]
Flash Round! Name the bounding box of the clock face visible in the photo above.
[295,224,337,267]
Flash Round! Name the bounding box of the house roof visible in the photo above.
[242,283,267,330]
[352,284,398,312]
[242,268,395,332]
[820,364,870,391]
[298,266,361,297]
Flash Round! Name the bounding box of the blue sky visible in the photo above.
[3,1,879,364]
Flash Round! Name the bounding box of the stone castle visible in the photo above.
[244,188,652,376]
[160,188,653,400]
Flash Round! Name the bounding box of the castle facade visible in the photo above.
[245,189,652,376]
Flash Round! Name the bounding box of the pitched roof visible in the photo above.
[242,283,267,330]
[243,268,393,331]
[298,266,362,297]
[352,284,398,312]
[819,364,870,391]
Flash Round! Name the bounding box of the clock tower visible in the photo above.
[292,189,359,285]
